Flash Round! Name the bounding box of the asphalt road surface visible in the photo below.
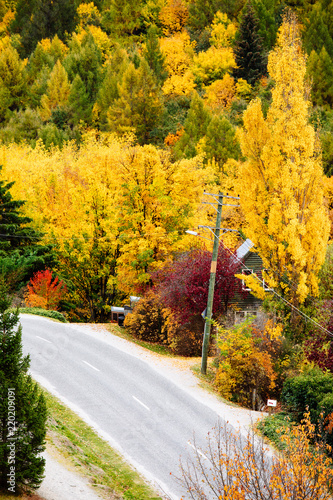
[20,314,232,499]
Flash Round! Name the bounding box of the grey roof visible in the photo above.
[236,239,254,260]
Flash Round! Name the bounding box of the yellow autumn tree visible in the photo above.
[160,30,196,96]
[39,60,71,120]
[237,13,330,305]
[159,0,188,35]
[114,144,214,292]
[0,135,213,317]
[192,12,236,86]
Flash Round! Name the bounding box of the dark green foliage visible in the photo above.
[95,47,129,130]
[252,0,279,50]
[188,0,242,30]
[173,92,211,159]
[142,25,167,84]
[233,3,267,85]
[0,108,43,146]
[257,412,292,450]
[203,115,241,170]
[0,282,47,494]
[68,74,92,126]
[0,169,39,255]
[0,246,56,292]
[303,4,333,59]
[307,48,333,107]
[11,0,78,57]
[101,0,147,37]
[64,32,102,101]
[282,367,333,427]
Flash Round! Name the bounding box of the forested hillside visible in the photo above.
[0,0,332,325]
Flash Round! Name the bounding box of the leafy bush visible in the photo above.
[124,292,168,343]
[282,366,333,422]
[214,318,283,409]
[282,366,333,448]
[124,292,205,356]
[17,307,67,322]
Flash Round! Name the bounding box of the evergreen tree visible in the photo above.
[252,0,279,50]
[101,0,146,37]
[188,0,240,30]
[307,47,333,107]
[303,4,333,59]
[203,115,241,171]
[11,0,77,57]
[142,25,168,84]
[233,3,267,85]
[174,92,212,159]
[107,59,164,144]
[64,32,102,102]
[68,74,92,125]
[0,169,39,255]
[95,48,129,130]
[0,282,47,494]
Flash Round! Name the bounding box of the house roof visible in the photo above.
[236,238,254,260]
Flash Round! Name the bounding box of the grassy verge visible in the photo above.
[44,390,162,500]
[256,411,294,450]
[14,307,67,323]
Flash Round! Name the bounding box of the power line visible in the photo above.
[217,237,333,338]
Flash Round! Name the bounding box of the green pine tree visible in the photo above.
[303,4,333,59]
[142,25,167,84]
[68,74,92,126]
[64,32,102,102]
[233,2,267,85]
[95,47,129,130]
[174,92,212,159]
[107,59,164,144]
[252,0,279,50]
[0,168,39,255]
[11,0,77,57]
[0,282,47,494]
[203,115,241,171]
[307,47,333,107]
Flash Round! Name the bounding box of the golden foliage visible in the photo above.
[160,31,196,95]
[237,15,330,304]
[0,134,214,296]
[181,413,333,499]
[159,0,188,36]
[204,74,236,109]
[210,12,237,48]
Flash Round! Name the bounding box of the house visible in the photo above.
[231,239,269,323]
[110,296,141,323]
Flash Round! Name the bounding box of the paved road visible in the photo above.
[20,315,229,499]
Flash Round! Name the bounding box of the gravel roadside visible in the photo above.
[33,322,266,500]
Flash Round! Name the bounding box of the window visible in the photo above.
[242,269,253,291]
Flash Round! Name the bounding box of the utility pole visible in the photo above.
[201,192,223,375]
[199,192,240,375]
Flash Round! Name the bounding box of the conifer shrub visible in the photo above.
[0,282,47,494]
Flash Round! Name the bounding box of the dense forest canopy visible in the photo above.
[0,0,331,324]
